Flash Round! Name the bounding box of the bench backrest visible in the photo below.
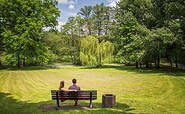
[51,90,97,100]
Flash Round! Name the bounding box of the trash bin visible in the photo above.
[102,94,116,108]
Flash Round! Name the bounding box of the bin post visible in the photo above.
[102,94,116,108]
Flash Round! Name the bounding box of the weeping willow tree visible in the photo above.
[80,35,114,67]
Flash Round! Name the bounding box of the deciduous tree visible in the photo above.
[0,0,59,67]
[80,36,114,67]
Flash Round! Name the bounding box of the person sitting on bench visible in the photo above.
[68,79,81,105]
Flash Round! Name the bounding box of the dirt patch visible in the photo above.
[39,104,90,112]
[39,104,56,112]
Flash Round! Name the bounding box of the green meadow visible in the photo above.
[0,65,185,114]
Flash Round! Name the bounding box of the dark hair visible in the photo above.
[60,80,64,87]
[72,79,77,84]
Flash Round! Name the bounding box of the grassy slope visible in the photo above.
[0,65,185,114]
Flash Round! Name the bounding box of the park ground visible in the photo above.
[0,64,185,114]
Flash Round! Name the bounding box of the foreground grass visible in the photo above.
[0,65,185,114]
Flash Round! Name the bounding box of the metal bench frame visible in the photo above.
[51,90,97,109]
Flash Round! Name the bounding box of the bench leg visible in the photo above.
[74,100,78,106]
[89,103,93,109]
[89,91,93,108]
[56,91,61,109]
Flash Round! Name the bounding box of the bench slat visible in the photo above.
[52,96,97,100]
[51,90,97,95]
[52,96,97,98]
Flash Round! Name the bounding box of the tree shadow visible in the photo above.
[0,63,78,71]
[0,92,135,114]
[40,101,135,114]
[0,92,38,114]
[114,65,185,77]
[81,64,185,77]
[0,65,51,71]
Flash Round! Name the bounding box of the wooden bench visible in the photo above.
[51,90,97,109]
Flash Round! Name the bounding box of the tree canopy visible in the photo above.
[0,0,59,67]
[80,35,114,67]
[112,0,185,68]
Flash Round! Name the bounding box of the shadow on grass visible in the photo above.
[40,101,135,114]
[0,92,39,114]
[0,63,78,71]
[81,64,185,77]
[115,65,185,77]
[0,92,135,114]
[0,65,51,71]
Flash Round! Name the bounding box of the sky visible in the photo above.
[56,0,120,30]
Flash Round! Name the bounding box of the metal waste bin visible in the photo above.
[102,94,116,108]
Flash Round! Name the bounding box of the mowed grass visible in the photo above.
[0,65,185,114]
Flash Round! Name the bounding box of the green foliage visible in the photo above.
[117,0,154,28]
[0,0,59,66]
[92,3,105,36]
[113,0,185,68]
[77,6,93,35]
[2,0,184,67]
[60,3,114,65]
[43,31,81,64]
[80,36,99,66]
[80,36,114,66]
[145,27,174,60]
[113,12,145,63]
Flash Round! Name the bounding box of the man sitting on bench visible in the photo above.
[68,79,81,105]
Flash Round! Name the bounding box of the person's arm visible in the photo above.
[58,86,62,90]
[68,89,77,92]
[62,88,76,92]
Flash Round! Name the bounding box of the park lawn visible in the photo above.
[0,65,185,114]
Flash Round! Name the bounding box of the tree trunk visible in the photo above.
[17,54,20,67]
[23,58,26,66]
[88,27,91,35]
[157,59,160,68]
[0,58,2,66]
[73,54,76,64]
[17,58,23,68]
[136,62,139,69]
[139,63,142,69]
[155,60,157,69]
[149,62,152,68]
[175,56,178,69]
[170,60,173,68]
[146,62,149,69]
[88,22,91,35]
[70,55,73,63]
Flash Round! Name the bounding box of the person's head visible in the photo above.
[72,79,77,84]
[60,80,64,88]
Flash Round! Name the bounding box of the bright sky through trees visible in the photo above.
[56,0,120,29]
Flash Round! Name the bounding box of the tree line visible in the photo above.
[1,0,185,68]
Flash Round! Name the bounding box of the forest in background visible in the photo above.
[1,0,185,68]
